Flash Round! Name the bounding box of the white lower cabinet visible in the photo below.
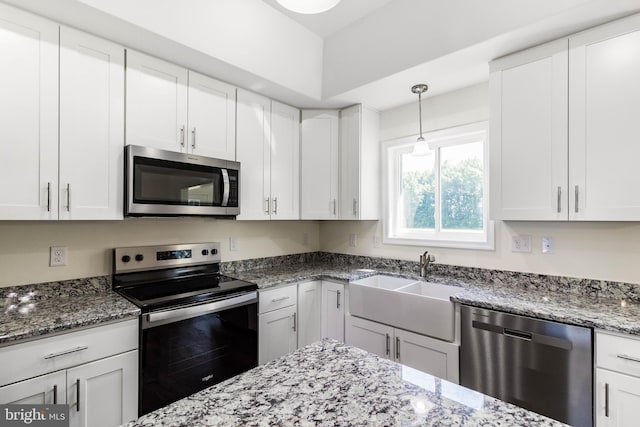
[0,319,138,427]
[595,330,640,426]
[346,315,459,383]
[321,281,345,342]
[258,285,298,365]
[297,281,322,348]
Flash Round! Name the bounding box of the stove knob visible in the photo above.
[211,248,218,255]
[135,254,144,262]
[202,249,209,256]
[121,255,131,263]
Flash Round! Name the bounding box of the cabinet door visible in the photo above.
[67,350,138,427]
[187,71,236,160]
[321,281,345,342]
[395,328,459,383]
[301,110,339,220]
[345,315,393,360]
[126,50,187,152]
[236,89,271,220]
[569,16,640,220]
[270,101,300,220]
[258,305,297,365]
[0,4,58,220]
[59,27,124,220]
[0,371,65,405]
[596,368,640,427]
[297,281,321,348]
[340,105,361,220]
[490,39,568,221]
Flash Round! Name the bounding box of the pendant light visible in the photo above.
[411,84,429,156]
[276,0,341,14]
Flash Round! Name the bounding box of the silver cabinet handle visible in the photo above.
[605,383,609,417]
[557,186,561,213]
[385,333,390,357]
[191,127,197,149]
[575,185,579,213]
[180,125,185,147]
[333,199,337,216]
[336,290,341,309]
[53,384,58,404]
[353,198,358,216]
[75,378,80,412]
[265,197,270,214]
[292,312,296,332]
[273,197,278,215]
[617,354,640,364]
[43,345,88,359]
[66,184,71,212]
[46,182,51,212]
[396,337,400,359]
[271,296,289,303]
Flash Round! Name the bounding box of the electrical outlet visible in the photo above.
[349,233,357,247]
[303,233,309,246]
[229,237,238,252]
[542,236,555,254]
[373,235,381,248]
[50,246,68,267]
[511,235,531,253]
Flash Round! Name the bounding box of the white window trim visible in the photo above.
[382,121,495,250]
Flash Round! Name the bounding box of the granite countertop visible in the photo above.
[228,261,640,337]
[127,339,566,427]
[0,276,140,346]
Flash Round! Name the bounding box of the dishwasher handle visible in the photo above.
[471,320,573,350]
[503,328,532,341]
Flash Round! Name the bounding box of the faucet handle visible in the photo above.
[427,254,435,262]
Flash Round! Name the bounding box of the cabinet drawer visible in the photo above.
[259,285,297,314]
[0,319,138,387]
[597,331,640,377]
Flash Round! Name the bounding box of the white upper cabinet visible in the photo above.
[569,15,640,220]
[301,110,340,220]
[0,5,58,220]
[126,51,236,160]
[126,50,188,152]
[490,39,569,221]
[270,101,300,220]
[187,71,236,160]
[237,90,300,220]
[340,105,380,220]
[59,27,124,220]
[236,89,271,220]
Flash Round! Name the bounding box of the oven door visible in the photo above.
[138,292,258,416]
[125,145,240,217]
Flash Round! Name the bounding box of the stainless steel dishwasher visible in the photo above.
[460,305,593,427]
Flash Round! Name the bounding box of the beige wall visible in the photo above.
[0,219,320,287]
[319,83,640,284]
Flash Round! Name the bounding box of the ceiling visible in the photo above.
[261,0,396,37]
[4,0,640,111]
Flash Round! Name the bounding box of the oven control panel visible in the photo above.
[114,242,221,273]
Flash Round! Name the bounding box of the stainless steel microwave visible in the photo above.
[125,145,240,217]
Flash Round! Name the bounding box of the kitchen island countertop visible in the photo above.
[126,339,566,427]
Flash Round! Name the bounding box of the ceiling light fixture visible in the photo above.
[275,0,341,14]
[411,84,429,156]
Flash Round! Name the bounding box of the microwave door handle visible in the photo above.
[221,169,230,207]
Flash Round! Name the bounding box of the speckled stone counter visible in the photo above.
[0,276,140,346]
[223,253,640,337]
[127,339,565,427]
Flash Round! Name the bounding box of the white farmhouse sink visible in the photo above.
[349,275,461,342]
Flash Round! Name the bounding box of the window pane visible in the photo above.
[440,141,484,231]
[401,151,435,229]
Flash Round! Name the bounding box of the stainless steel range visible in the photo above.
[112,242,258,416]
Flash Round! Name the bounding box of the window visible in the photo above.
[383,122,494,249]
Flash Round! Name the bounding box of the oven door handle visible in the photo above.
[142,291,257,329]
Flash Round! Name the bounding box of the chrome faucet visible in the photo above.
[419,250,435,278]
